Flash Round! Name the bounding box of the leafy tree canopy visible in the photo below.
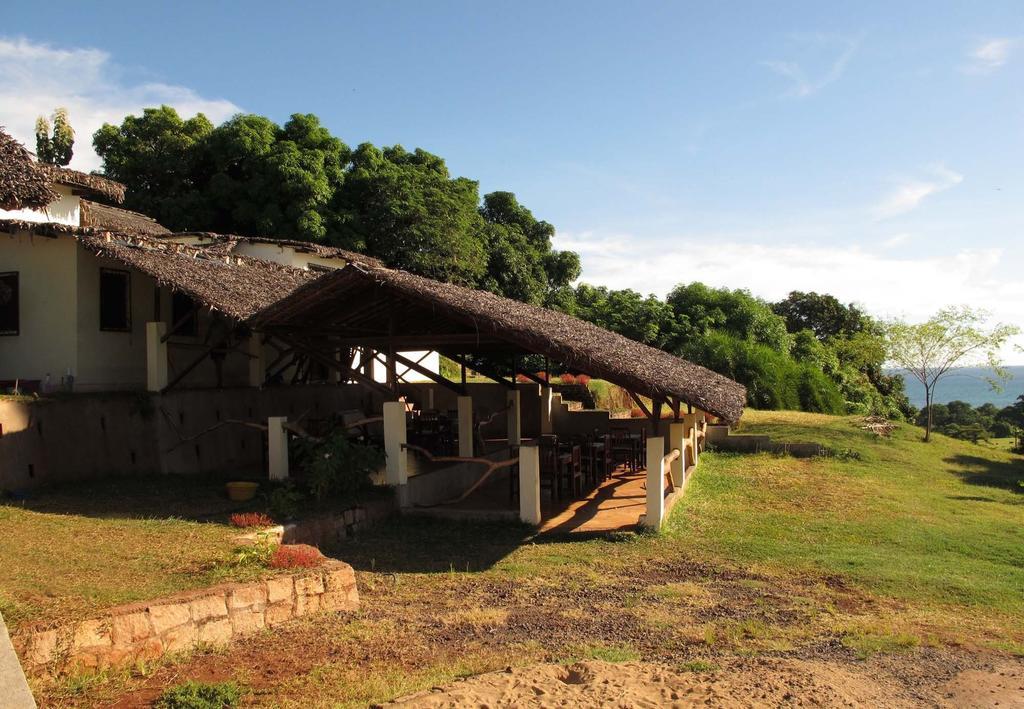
[35,107,75,167]
[93,107,575,298]
[773,290,870,342]
[667,283,792,353]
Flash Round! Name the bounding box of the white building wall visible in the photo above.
[0,185,80,226]
[0,230,78,386]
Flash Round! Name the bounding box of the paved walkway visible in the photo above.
[0,611,36,708]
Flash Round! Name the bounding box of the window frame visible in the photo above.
[0,271,19,337]
[99,268,132,332]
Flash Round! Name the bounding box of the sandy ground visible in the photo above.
[386,658,1024,708]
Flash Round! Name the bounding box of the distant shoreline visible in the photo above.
[892,366,1024,409]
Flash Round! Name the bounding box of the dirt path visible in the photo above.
[384,658,1024,708]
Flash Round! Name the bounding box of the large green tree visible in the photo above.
[35,107,75,166]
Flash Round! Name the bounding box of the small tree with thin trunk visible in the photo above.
[35,108,75,166]
[885,306,1019,441]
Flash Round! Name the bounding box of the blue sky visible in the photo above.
[2,2,1022,358]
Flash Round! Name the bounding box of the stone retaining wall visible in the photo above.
[12,560,358,676]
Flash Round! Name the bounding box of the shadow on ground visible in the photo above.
[946,454,1024,497]
[330,514,639,574]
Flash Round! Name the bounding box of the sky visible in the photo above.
[2,1,1022,359]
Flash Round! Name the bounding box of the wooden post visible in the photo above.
[540,385,553,434]
[644,436,665,529]
[668,422,686,488]
[383,401,409,506]
[507,389,521,446]
[519,444,541,525]
[268,416,289,480]
[457,395,474,457]
[146,322,168,392]
[248,334,265,387]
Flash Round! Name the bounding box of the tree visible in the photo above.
[667,283,792,353]
[997,395,1024,451]
[35,108,75,166]
[885,306,1019,441]
[772,291,869,341]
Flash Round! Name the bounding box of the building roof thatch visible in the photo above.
[0,128,57,211]
[77,232,317,321]
[45,166,125,204]
[80,199,170,234]
[160,232,385,268]
[254,265,748,422]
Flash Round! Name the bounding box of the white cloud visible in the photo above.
[872,164,963,220]
[0,36,240,172]
[763,33,861,97]
[882,233,912,248]
[962,37,1017,74]
[554,231,1024,358]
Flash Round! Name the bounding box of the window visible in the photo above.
[0,272,18,336]
[99,269,131,331]
[171,292,199,337]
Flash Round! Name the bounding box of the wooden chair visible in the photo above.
[610,426,637,473]
[562,443,583,498]
[538,436,561,501]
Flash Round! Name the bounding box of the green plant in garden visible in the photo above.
[154,680,241,709]
[294,431,384,502]
[264,482,306,521]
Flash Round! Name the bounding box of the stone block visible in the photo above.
[148,602,191,635]
[294,574,325,597]
[229,607,266,635]
[266,576,294,604]
[133,637,164,662]
[162,622,198,654]
[189,595,228,623]
[318,590,357,613]
[294,592,321,617]
[28,629,60,666]
[111,611,152,647]
[324,565,355,592]
[73,619,112,650]
[228,584,267,611]
[197,618,233,646]
[265,601,294,626]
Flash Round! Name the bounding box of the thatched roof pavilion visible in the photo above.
[80,199,169,234]
[253,264,747,423]
[0,128,57,211]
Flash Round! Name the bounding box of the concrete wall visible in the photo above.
[0,231,78,386]
[0,385,390,490]
[0,184,79,226]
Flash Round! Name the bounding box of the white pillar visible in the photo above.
[644,436,665,529]
[518,445,541,525]
[383,401,409,506]
[329,349,342,384]
[507,389,521,446]
[668,422,686,489]
[248,334,266,387]
[146,322,168,392]
[540,385,553,435]
[457,395,474,457]
[268,416,289,481]
[683,413,699,464]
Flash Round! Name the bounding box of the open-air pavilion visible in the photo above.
[28,227,747,531]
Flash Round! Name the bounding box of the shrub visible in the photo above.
[559,373,576,385]
[269,544,324,569]
[229,512,275,529]
[534,371,547,381]
[293,432,384,502]
[154,680,241,709]
[234,532,275,569]
[265,483,306,521]
[515,373,532,383]
[576,374,592,386]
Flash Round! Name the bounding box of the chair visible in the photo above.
[562,443,583,498]
[610,426,637,473]
[538,436,561,501]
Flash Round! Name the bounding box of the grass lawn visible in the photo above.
[0,477,267,631]
[31,410,1024,707]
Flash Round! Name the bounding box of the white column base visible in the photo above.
[268,416,289,481]
[507,389,521,446]
[383,401,409,506]
[519,445,541,525]
[643,436,665,529]
[457,395,474,457]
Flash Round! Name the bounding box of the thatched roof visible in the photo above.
[160,232,385,268]
[80,199,170,234]
[254,265,748,422]
[45,166,125,204]
[0,128,57,211]
[77,232,317,321]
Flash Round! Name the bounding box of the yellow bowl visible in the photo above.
[226,481,259,502]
